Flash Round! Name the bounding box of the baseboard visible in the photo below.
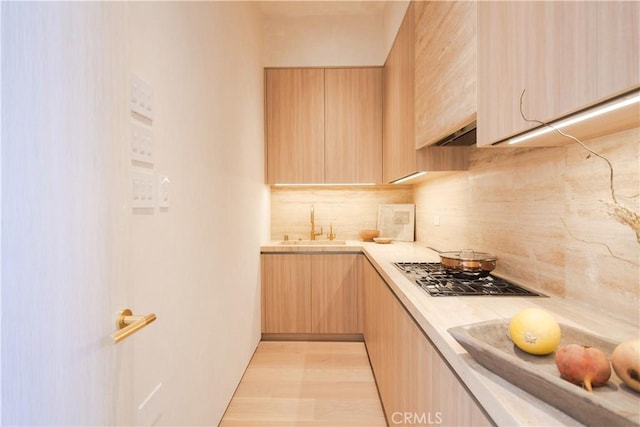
[261,333,364,342]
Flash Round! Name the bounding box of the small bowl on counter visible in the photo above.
[359,229,380,242]
[373,237,393,244]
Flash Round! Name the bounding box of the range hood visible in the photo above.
[392,123,474,184]
[434,122,477,147]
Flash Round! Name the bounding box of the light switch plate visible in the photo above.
[131,121,154,164]
[131,74,154,120]
[132,169,156,209]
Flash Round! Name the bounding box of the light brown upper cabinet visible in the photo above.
[265,68,382,185]
[383,3,416,183]
[477,1,640,147]
[266,68,325,184]
[325,68,382,184]
[414,1,477,150]
[383,2,475,183]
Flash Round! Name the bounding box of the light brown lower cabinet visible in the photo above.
[261,253,362,334]
[261,254,312,333]
[363,259,492,426]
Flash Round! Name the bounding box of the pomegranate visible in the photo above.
[555,344,611,392]
[611,339,640,393]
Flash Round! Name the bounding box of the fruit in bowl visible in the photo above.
[611,339,640,393]
[509,307,561,355]
[555,344,611,392]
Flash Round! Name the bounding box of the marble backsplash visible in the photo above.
[413,127,640,325]
[270,185,413,241]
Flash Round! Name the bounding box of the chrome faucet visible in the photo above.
[310,205,323,240]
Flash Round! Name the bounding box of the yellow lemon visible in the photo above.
[509,307,561,355]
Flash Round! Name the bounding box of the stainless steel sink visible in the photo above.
[279,239,346,246]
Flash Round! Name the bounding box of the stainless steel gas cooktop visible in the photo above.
[393,262,544,297]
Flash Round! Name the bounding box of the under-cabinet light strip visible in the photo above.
[273,182,377,187]
[392,171,427,184]
[509,90,640,145]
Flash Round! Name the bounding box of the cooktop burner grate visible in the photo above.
[393,262,543,297]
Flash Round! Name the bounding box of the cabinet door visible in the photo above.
[362,257,380,368]
[477,2,597,147]
[266,68,325,184]
[364,261,432,422]
[362,260,491,426]
[597,2,640,99]
[414,1,477,149]
[311,254,362,334]
[325,68,382,184]
[478,1,638,147]
[429,350,492,427]
[261,254,311,333]
[383,3,416,183]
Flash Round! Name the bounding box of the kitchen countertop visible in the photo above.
[260,240,639,426]
[260,240,364,252]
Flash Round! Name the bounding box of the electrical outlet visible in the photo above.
[132,170,155,209]
[131,74,154,120]
[131,121,154,164]
[433,215,440,226]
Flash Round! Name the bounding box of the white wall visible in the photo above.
[2,2,266,425]
[382,0,410,60]
[0,4,3,423]
[262,1,386,66]
[2,3,132,424]
[126,2,267,425]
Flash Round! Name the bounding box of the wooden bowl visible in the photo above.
[373,237,393,244]
[359,229,380,242]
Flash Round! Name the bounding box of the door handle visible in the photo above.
[111,308,157,343]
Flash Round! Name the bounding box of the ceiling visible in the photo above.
[260,0,407,67]
[259,1,388,19]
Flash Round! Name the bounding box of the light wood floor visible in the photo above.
[219,341,387,427]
